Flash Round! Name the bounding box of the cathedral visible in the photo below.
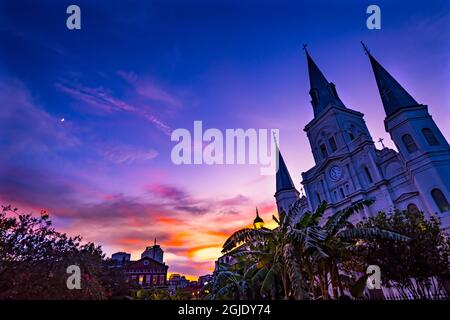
[274,44,450,231]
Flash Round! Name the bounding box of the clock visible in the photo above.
[329,165,342,181]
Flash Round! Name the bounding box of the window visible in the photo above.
[402,134,418,153]
[431,188,449,212]
[320,144,328,158]
[422,128,439,146]
[317,192,321,203]
[348,131,355,141]
[333,191,337,201]
[159,275,165,285]
[364,167,373,184]
[153,276,158,285]
[339,188,345,198]
[345,184,350,194]
[328,136,337,152]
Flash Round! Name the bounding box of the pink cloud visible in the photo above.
[100,145,159,164]
[147,184,188,200]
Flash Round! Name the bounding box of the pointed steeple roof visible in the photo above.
[254,207,263,224]
[361,42,419,117]
[275,140,296,193]
[304,46,345,116]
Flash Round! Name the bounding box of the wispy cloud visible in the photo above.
[117,70,183,108]
[0,79,80,154]
[147,184,189,200]
[100,145,158,164]
[55,81,172,135]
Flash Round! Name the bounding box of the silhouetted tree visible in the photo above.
[355,209,450,299]
[0,205,125,299]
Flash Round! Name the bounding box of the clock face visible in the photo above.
[329,165,342,181]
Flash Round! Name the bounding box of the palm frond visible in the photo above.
[324,199,374,234]
[222,228,271,253]
[311,201,327,224]
[283,243,308,299]
[286,227,329,260]
[296,212,311,228]
[260,262,281,294]
[285,199,308,226]
[251,266,268,283]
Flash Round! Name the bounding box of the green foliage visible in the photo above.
[0,205,127,299]
[355,209,450,299]
[210,199,430,300]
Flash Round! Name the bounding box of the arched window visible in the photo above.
[364,166,373,184]
[339,188,345,198]
[320,144,328,158]
[431,188,449,212]
[402,134,418,153]
[316,192,322,203]
[328,136,337,152]
[348,131,355,141]
[422,128,439,146]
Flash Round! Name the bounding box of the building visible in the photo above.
[274,45,450,231]
[141,238,164,263]
[168,274,190,291]
[198,274,213,287]
[111,241,169,288]
[125,256,168,287]
[111,252,131,267]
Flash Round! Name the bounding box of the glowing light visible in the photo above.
[253,207,264,229]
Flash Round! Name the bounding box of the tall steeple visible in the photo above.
[361,42,419,117]
[274,139,299,214]
[275,141,295,193]
[304,46,345,116]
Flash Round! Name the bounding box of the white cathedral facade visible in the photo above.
[274,45,450,231]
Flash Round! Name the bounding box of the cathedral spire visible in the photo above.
[275,140,296,193]
[361,41,419,117]
[304,46,345,116]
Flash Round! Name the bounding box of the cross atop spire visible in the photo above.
[304,47,346,116]
[302,44,308,54]
[363,43,419,117]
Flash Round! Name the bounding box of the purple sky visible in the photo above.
[0,0,449,278]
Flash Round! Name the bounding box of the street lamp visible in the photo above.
[253,207,264,229]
